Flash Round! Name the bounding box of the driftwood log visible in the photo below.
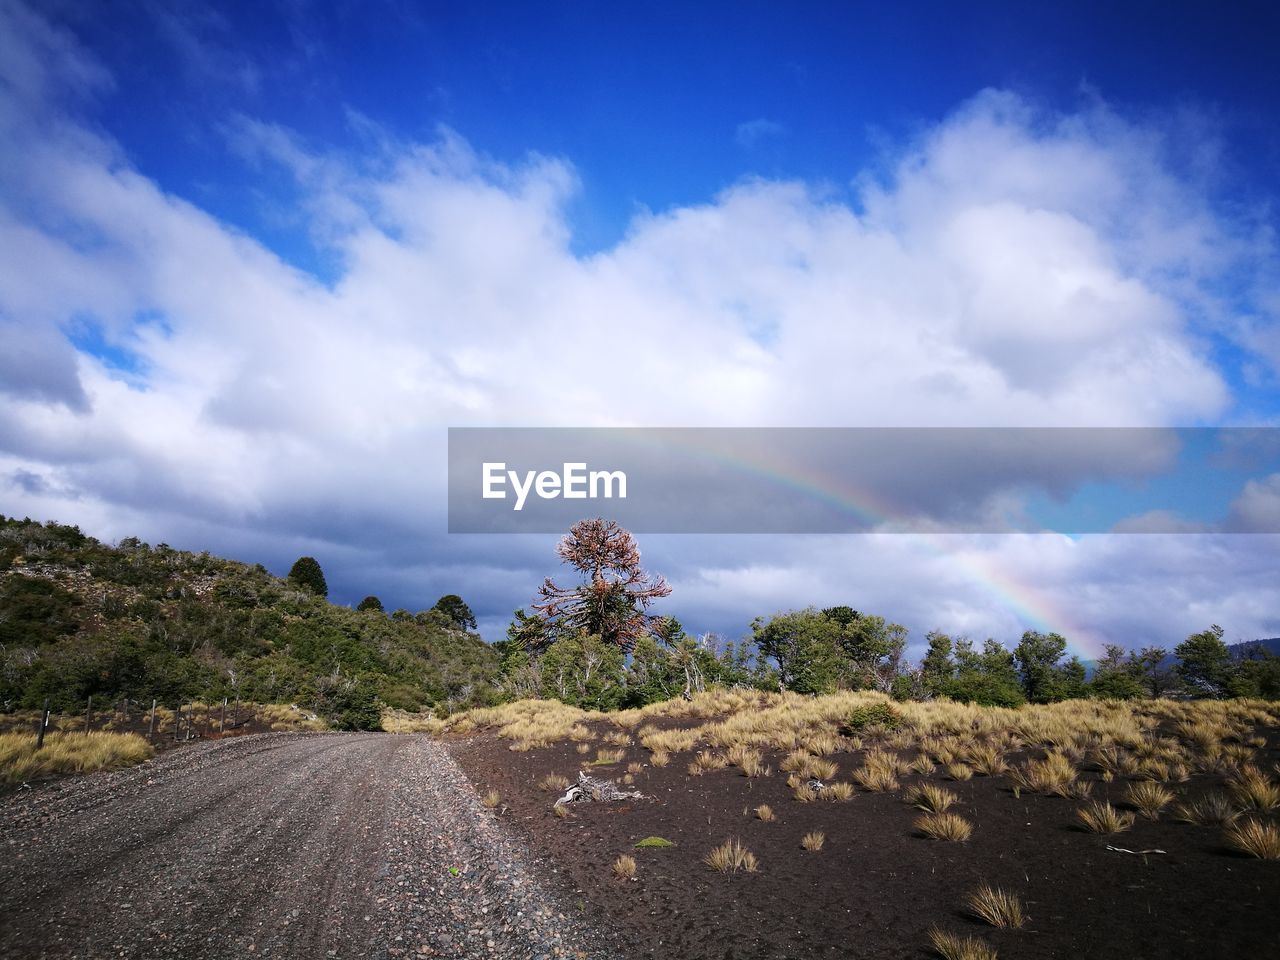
[556,771,646,805]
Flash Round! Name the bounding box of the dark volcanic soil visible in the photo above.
[0,733,622,960]
[450,732,1280,960]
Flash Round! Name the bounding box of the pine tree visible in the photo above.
[288,556,328,598]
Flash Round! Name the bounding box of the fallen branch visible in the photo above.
[1105,845,1167,855]
[556,771,646,805]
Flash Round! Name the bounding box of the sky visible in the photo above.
[2,0,1279,660]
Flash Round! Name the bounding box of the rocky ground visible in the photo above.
[0,733,625,960]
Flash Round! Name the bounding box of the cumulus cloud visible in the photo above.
[0,3,1276,649]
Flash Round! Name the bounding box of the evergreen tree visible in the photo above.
[287,556,328,598]
[1014,630,1068,703]
[357,595,384,613]
[432,594,477,630]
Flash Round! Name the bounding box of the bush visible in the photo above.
[842,701,905,733]
[321,684,382,731]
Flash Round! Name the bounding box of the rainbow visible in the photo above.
[630,429,1110,661]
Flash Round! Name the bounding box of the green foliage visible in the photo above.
[843,701,905,733]
[357,595,384,613]
[287,556,328,598]
[432,594,477,630]
[634,836,676,848]
[0,575,81,645]
[319,680,383,731]
[538,633,626,710]
[751,608,843,694]
[946,638,1026,707]
[1176,625,1232,699]
[1014,630,1069,703]
[0,516,499,714]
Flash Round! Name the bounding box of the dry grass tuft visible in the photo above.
[612,854,637,879]
[552,802,569,818]
[906,782,958,813]
[1175,791,1241,826]
[792,781,818,802]
[594,748,626,765]
[539,773,571,792]
[480,790,500,809]
[823,781,855,802]
[1227,768,1280,812]
[915,812,973,842]
[801,831,826,851]
[688,750,728,775]
[929,927,997,960]
[0,731,154,785]
[1124,781,1176,819]
[649,751,670,767]
[1076,801,1134,834]
[1225,819,1280,859]
[755,804,775,822]
[967,885,1026,929]
[945,762,974,781]
[576,743,592,754]
[704,838,759,873]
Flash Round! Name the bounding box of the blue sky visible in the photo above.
[2,0,1279,656]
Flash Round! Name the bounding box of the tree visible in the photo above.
[751,608,843,694]
[948,638,1026,707]
[1014,630,1069,703]
[1175,625,1232,698]
[287,557,328,598]
[532,519,671,652]
[1088,644,1145,700]
[920,630,956,697]
[432,594,477,631]
[357,595,384,613]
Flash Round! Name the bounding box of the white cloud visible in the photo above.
[0,4,1276,647]
[735,118,785,148]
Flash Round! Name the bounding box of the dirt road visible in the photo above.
[0,733,619,960]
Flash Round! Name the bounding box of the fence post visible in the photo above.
[233,697,240,728]
[220,697,228,734]
[148,699,157,741]
[35,697,50,750]
[84,695,92,733]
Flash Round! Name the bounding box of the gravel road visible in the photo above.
[0,733,623,960]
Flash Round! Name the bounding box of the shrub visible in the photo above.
[634,836,675,848]
[967,885,1026,929]
[1076,801,1134,834]
[704,838,759,873]
[1225,819,1280,859]
[801,831,825,851]
[844,701,905,733]
[916,812,973,842]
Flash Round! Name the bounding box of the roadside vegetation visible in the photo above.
[0,730,153,785]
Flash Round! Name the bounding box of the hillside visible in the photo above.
[0,516,500,721]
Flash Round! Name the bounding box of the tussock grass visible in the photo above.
[704,838,758,873]
[945,762,974,781]
[1224,819,1280,859]
[853,749,901,792]
[575,743,591,754]
[801,831,825,851]
[649,751,670,767]
[539,773,571,792]
[0,731,153,784]
[1227,767,1280,812]
[688,750,728,775]
[822,781,855,802]
[906,782,958,813]
[612,854,637,879]
[792,781,818,802]
[967,885,1026,929]
[916,812,973,842]
[1076,801,1134,834]
[929,927,997,960]
[552,802,568,818]
[593,748,625,765]
[1175,791,1242,826]
[754,804,775,822]
[480,790,500,809]
[634,836,675,848]
[1124,782,1176,819]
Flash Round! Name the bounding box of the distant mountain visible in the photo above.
[0,515,500,721]
[1230,637,1280,659]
